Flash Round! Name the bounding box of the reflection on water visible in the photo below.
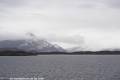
[0,55,120,80]
[0,77,44,80]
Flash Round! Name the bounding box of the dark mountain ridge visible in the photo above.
[0,39,65,52]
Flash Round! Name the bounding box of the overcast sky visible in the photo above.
[0,0,120,50]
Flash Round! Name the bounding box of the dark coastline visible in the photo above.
[0,50,120,56]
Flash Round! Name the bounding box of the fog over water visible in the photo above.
[0,0,120,50]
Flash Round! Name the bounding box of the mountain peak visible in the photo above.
[0,35,65,52]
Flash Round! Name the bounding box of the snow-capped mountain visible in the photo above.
[0,33,65,52]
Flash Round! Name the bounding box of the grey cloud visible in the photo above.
[0,0,25,7]
[74,0,120,8]
[0,0,120,11]
[45,35,85,45]
[0,0,120,50]
[107,0,120,8]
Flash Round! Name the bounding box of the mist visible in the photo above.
[0,0,120,51]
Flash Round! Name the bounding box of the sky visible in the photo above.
[0,0,120,51]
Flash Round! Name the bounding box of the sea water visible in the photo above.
[0,55,120,80]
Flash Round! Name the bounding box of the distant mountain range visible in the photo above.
[1,33,119,55]
[1,36,120,55]
[0,33,65,53]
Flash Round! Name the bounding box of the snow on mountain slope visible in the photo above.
[0,33,65,52]
[67,46,87,52]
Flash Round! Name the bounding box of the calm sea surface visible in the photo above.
[0,55,120,80]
